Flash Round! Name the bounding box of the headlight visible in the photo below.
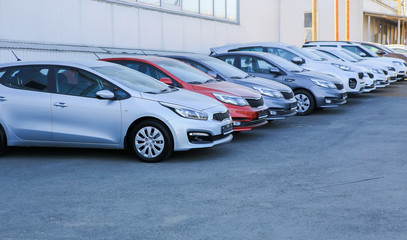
[160,102,208,120]
[387,66,396,71]
[252,86,284,98]
[311,79,337,89]
[213,93,248,106]
[367,67,380,74]
[331,63,351,71]
[392,61,404,66]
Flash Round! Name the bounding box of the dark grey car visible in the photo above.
[213,51,347,115]
[164,53,297,120]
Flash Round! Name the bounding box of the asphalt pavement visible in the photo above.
[1,81,407,240]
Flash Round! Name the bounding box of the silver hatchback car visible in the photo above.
[0,61,233,162]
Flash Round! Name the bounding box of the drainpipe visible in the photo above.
[335,0,339,41]
[346,0,349,41]
[312,0,317,41]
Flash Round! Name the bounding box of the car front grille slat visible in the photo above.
[213,110,230,121]
[245,97,264,108]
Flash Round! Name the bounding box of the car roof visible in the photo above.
[210,42,292,54]
[0,60,116,69]
[102,55,176,63]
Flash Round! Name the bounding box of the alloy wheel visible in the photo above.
[135,126,165,159]
[296,93,310,113]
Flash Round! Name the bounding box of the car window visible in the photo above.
[342,46,369,57]
[116,61,183,88]
[4,66,50,92]
[240,56,276,74]
[217,56,237,66]
[321,45,337,47]
[55,67,128,99]
[266,47,298,61]
[234,47,263,52]
[181,59,211,73]
[362,44,380,54]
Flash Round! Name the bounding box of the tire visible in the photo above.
[294,89,315,116]
[129,120,173,163]
[0,126,7,156]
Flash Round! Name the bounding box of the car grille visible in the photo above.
[257,109,269,119]
[349,78,357,89]
[281,91,294,99]
[358,72,364,79]
[335,83,344,90]
[246,97,264,108]
[383,70,388,75]
[213,110,230,121]
[367,73,374,78]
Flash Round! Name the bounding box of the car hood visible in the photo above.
[139,88,222,111]
[191,81,261,98]
[235,76,292,92]
[296,70,342,84]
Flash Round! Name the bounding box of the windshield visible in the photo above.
[339,49,364,61]
[326,50,358,62]
[155,59,214,84]
[267,54,305,72]
[288,45,324,61]
[393,48,407,54]
[92,65,169,93]
[307,49,337,61]
[201,57,248,79]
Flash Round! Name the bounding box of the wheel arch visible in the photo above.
[124,117,174,150]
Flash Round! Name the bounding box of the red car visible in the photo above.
[102,57,268,131]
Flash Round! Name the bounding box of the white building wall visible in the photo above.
[0,0,281,54]
[280,0,364,46]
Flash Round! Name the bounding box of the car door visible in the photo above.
[0,65,52,141]
[51,66,122,144]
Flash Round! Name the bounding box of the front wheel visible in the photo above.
[129,120,173,163]
[0,126,7,156]
[295,89,315,116]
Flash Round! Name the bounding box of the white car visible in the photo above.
[211,42,366,95]
[303,41,407,82]
[313,47,392,88]
[303,48,377,93]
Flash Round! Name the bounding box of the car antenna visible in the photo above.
[93,52,101,59]
[11,50,21,61]
[141,50,147,56]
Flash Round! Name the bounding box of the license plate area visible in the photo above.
[222,123,234,135]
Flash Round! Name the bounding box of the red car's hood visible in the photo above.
[191,81,261,98]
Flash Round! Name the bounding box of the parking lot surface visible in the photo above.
[1,82,407,240]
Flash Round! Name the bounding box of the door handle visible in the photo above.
[0,96,7,102]
[53,102,68,108]
[285,78,295,82]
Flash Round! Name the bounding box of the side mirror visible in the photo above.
[96,90,115,100]
[376,50,387,56]
[207,71,218,78]
[359,52,367,57]
[159,77,172,85]
[291,57,305,65]
[269,67,281,75]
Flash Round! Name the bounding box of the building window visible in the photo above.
[119,0,239,22]
[304,12,312,42]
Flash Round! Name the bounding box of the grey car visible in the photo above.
[213,51,347,115]
[164,53,297,120]
[0,61,233,162]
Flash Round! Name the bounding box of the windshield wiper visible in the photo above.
[203,79,217,84]
[188,81,203,85]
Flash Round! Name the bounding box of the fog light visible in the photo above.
[269,110,277,115]
[233,121,241,126]
[325,99,332,104]
[188,132,210,137]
